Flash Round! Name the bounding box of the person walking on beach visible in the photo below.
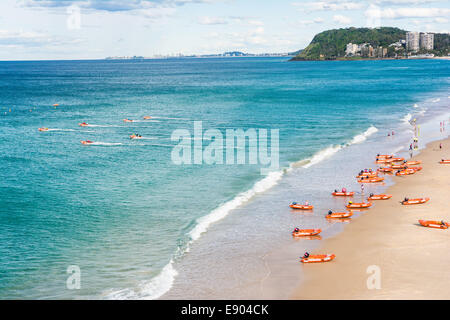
[440,143,442,150]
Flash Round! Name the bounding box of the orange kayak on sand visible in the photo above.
[358,177,384,183]
[391,157,405,162]
[292,229,322,237]
[377,167,393,173]
[368,194,392,200]
[290,204,314,210]
[38,127,49,132]
[347,202,372,208]
[301,254,335,263]
[395,170,414,176]
[406,161,421,165]
[376,159,394,164]
[332,191,354,196]
[402,198,430,205]
[391,164,408,169]
[81,140,94,145]
[326,212,353,219]
[376,154,393,159]
[418,220,449,229]
[356,173,377,179]
[440,160,450,164]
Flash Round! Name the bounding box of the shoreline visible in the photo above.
[291,136,450,299]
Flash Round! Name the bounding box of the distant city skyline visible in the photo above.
[0,0,449,60]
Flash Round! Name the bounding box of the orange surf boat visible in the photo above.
[38,127,49,132]
[292,229,322,237]
[395,170,414,176]
[301,254,335,263]
[326,212,353,219]
[391,157,405,162]
[81,140,94,145]
[406,160,421,165]
[346,202,372,209]
[332,191,354,196]
[143,116,152,120]
[123,119,134,123]
[376,159,394,164]
[377,167,393,173]
[358,177,384,183]
[290,203,314,210]
[376,154,393,159]
[439,160,450,164]
[391,164,408,170]
[130,135,143,139]
[78,122,89,127]
[402,197,430,205]
[368,194,392,200]
[418,220,449,229]
[356,172,378,179]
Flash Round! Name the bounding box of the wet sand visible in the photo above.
[292,138,450,299]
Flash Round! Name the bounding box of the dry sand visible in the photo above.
[292,138,450,299]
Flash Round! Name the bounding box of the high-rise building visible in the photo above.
[420,33,434,50]
[406,32,420,51]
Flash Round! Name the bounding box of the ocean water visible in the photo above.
[0,58,449,299]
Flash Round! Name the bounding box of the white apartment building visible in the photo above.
[406,32,420,51]
[420,33,434,50]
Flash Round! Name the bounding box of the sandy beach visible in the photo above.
[292,137,450,299]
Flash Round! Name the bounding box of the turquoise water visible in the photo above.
[0,58,449,299]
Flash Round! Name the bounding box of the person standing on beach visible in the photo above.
[361,184,364,194]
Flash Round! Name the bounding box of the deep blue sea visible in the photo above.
[0,57,449,299]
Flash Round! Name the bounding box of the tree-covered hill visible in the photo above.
[291,27,407,60]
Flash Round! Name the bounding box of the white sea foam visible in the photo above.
[413,103,419,108]
[302,145,343,169]
[47,128,76,132]
[85,124,123,128]
[349,126,378,145]
[104,260,178,300]
[188,169,285,242]
[418,108,427,116]
[89,142,123,146]
[431,98,441,103]
[301,126,378,169]
[402,113,412,124]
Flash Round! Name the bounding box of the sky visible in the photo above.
[0,0,449,60]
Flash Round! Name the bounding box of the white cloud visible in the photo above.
[297,17,324,25]
[21,0,218,12]
[373,0,440,4]
[293,1,363,12]
[333,14,352,24]
[198,16,228,25]
[365,7,450,19]
[434,17,448,23]
[0,29,83,47]
[247,20,264,26]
